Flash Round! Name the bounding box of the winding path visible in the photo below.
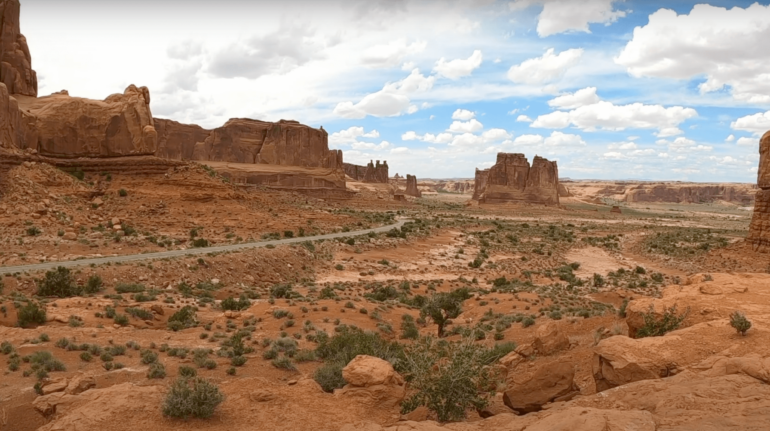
[1,219,409,274]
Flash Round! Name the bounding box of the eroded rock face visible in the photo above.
[473,168,489,200]
[405,174,421,197]
[476,153,559,205]
[344,160,388,183]
[14,85,157,158]
[503,361,578,414]
[748,131,770,252]
[0,0,36,97]
[154,118,210,161]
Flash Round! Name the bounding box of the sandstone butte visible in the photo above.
[474,153,559,206]
[747,130,770,252]
[344,160,389,184]
[405,174,421,197]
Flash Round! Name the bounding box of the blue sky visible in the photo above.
[22,0,770,181]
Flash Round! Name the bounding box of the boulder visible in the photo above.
[503,361,578,414]
[532,321,569,356]
[336,355,405,410]
[64,375,96,395]
[592,335,677,392]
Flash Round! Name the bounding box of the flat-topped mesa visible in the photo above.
[405,174,421,197]
[747,131,770,252]
[476,152,559,206]
[0,0,36,97]
[189,118,341,170]
[343,160,389,183]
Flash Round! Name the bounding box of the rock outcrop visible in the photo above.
[473,168,489,200]
[153,118,210,161]
[503,361,579,413]
[344,160,388,183]
[13,85,157,158]
[626,183,755,204]
[748,131,770,252]
[0,0,36,97]
[336,355,406,410]
[475,153,559,206]
[405,174,421,197]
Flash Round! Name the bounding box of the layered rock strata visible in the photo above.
[344,160,388,183]
[405,174,421,197]
[476,153,559,206]
[747,131,770,252]
[473,168,489,200]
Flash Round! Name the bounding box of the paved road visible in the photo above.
[0,219,409,274]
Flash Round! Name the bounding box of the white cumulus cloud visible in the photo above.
[329,126,380,145]
[448,119,484,133]
[333,69,435,119]
[510,0,627,37]
[433,50,483,80]
[615,3,770,103]
[531,101,697,134]
[452,109,476,120]
[548,87,600,109]
[507,48,583,84]
[516,115,533,123]
[731,111,770,135]
[737,137,757,147]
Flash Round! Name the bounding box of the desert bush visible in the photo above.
[37,267,80,297]
[18,301,46,327]
[400,314,419,340]
[271,356,295,370]
[313,361,347,392]
[399,337,511,422]
[148,362,166,379]
[179,365,197,377]
[221,295,250,311]
[126,307,153,321]
[163,377,224,419]
[26,226,41,236]
[168,306,197,330]
[420,289,470,337]
[118,189,128,197]
[114,314,129,326]
[730,311,752,336]
[115,283,145,294]
[635,304,689,338]
[84,275,103,294]
[269,284,295,299]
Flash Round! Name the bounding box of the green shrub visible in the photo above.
[521,316,535,328]
[141,349,159,364]
[730,311,752,336]
[126,307,153,321]
[283,230,294,238]
[80,352,92,362]
[313,361,346,392]
[84,275,103,294]
[115,283,145,294]
[192,238,209,248]
[618,298,629,318]
[114,314,129,326]
[18,301,46,327]
[168,306,197,330]
[399,337,506,422]
[26,226,41,236]
[420,289,469,337]
[148,362,166,379]
[269,284,295,299]
[162,377,224,419]
[37,267,80,297]
[118,189,128,197]
[271,356,295,370]
[400,315,419,340]
[221,295,250,311]
[179,365,197,377]
[635,304,689,338]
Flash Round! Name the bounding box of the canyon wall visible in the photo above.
[476,153,559,206]
[472,169,489,200]
[344,160,388,183]
[747,131,770,252]
[625,184,754,204]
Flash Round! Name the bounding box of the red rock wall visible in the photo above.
[473,168,489,200]
[0,0,36,97]
[344,160,388,183]
[154,118,210,161]
[477,153,559,206]
[748,131,770,252]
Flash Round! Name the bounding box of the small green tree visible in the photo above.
[420,289,470,337]
[730,311,751,336]
[84,275,103,294]
[168,306,197,331]
[37,267,81,297]
[18,301,47,328]
[163,377,224,419]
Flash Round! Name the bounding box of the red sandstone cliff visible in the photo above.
[344,160,388,183]
[405,174,421,197]
[747,131,770,252]
[0,0,35,97]
[476,153,559,206]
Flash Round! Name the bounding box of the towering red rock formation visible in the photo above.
[0,0,35,97]
[475,153,559,206]
[473,168,489,200]
[405,174,421,197]
[747,131,770,252]
[344,160,388,183]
